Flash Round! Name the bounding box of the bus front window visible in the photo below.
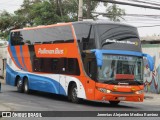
[97,55,143,83]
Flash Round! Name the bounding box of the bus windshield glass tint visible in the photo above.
[98,55,143,82]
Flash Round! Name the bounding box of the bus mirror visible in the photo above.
[91,49,103,67]
[143,53,154,71]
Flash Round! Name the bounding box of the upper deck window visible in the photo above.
[73,23,96,51]
[10,25,74,46]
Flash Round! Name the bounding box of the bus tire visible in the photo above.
[109,101,120,106]
[24,78,29,94]
[16,77,23,93]
[69,83,80,103]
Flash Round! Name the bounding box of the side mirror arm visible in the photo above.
[143,53,154,71]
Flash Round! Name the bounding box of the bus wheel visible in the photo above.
[109,101,120,106]
[16,77,23,93]
[24,78,29,94]
[69,84,80,103]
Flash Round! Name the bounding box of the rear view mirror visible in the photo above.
[143,53,154,71]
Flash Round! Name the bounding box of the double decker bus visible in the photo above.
[6,21,154,105]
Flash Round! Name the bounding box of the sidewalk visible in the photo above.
[144,92,160,99]
[0,103,11,111]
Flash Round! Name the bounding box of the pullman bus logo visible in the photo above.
[38,48,64,55]
[105,39,138,46]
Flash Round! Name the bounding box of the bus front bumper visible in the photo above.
[95,92,144,102]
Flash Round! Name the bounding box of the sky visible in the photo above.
[0,0,23,13]
[1,0,160,37]
[96,1,160,37]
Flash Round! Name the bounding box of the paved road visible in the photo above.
[0,84,160,120]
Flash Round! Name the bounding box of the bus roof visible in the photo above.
[11,22,72,32]
[72,20,136,28]
[11,20,136,32]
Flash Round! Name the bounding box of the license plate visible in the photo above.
[118,97,126,101]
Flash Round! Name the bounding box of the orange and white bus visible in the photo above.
[6,21,154,105]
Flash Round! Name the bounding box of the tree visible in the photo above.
[0,11,14,40]
[15,0,125,25]
[30,1,62,25]
[0,0,125,40]
[104,4,125,21]
[0,11,13,31]
[14,0,40,26]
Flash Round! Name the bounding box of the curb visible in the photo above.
[144,96,154,99]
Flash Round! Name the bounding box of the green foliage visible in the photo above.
[105,4,125,22]
[31,1,60,25]
[0,11,14,40]
[0,11,13,31]
[0,0,125,40]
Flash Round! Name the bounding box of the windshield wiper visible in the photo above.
[134,80,143,85]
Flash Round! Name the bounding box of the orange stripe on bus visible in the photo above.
[22,45,32,72]
[8,46,19,69]
[15,46,24,69]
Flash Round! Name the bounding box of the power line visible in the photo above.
[92,12,160,18]
[126,0,160,7]
[93,0,160,10]
[145,0,160,5]
[137,25,160,28]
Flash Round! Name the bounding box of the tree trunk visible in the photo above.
[58,0,63,17]
[87,0,91,19]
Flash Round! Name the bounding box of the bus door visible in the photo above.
[83,56,96,100]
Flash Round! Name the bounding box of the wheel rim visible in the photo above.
[17,79,22,88]
[24,81,28,92]
[72,87,78,100]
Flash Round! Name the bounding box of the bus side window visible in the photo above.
[11,32,24,46]
[51,58,80,75]
[67,58,80,76]
[42,58,52,73]
[52,59,59,73]
[33,58,42,72]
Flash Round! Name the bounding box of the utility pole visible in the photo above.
[78,0,83,21]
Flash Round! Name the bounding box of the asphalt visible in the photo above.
[0,79,159,112]
[0,79,10,112]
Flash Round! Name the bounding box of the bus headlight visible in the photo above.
[135,90,144,94]
[97,88,111,93]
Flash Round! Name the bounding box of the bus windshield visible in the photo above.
[98,55,143,83]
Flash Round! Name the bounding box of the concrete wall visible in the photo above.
[0,46,7,78]
[142,44,160,94]
[0,45,7,59]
